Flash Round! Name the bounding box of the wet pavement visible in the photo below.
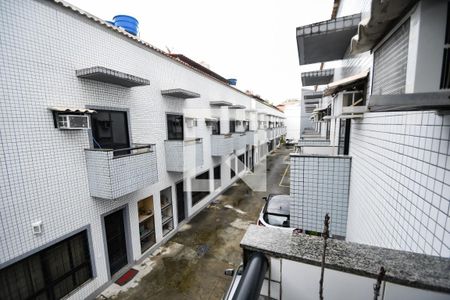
[105,146,291,300]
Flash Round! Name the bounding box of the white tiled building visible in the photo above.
[0,1,285,299]
[294,0,450,257]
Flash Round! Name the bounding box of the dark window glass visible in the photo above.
[229,120,236,133]
[212,121,220,135]
[0,231,92,300]
[91,110,130,156]
[230,157,236,178]
[214,165,221,190]
[238,154,245,173]
[244,121,250,132]
[446,3,450,44]
[191,171,210,206]
[167,114,184,140]
[338,119,351,155]
[440,48,450,89]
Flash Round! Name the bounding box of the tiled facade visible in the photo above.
[297,0,450,257]
[0,1,285,299]
[290,154,351,237]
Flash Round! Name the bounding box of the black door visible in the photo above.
[251,146,255,172]
[91,110,130,156]
[338,119,351,155]
[176,181,186,223]
[104,209,128,276]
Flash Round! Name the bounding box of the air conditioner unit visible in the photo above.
[57,114,90,129]
[186,118,197,128]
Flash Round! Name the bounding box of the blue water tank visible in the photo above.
[113,15,139,36]
[228,78,237,86]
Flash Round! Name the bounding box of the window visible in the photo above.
[91,110,130,156]
[0,231,92,300]
[238,154,245,173]
[342,91,365,107]
[230,157,236,178]
[167,114,184,140]
[244,121,250,132]
[191,171,210,206]
[440,3,450,89]
[138,196,156,253]
[211,121,220,135]
[338,119,351,155]
[372,19,410,95]
[214,165,221,190]
[160,187,174,237]
[229,120,236,133]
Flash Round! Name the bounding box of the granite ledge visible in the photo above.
[241,225,450,294]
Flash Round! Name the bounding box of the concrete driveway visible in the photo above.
[104,146,291,300]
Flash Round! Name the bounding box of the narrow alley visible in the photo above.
[104,146,291,300]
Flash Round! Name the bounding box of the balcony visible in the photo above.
[239,225,450,300]
[85,144,158,200]
[296,14,361,65]
[233,133,247,151]
[246,131,257,145]
[211,134,233,156]
[164,138,203,172]
[297,139,333,155]
[258,129,268,143]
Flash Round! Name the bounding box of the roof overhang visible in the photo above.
[324,70,369,96]
[161,88,200,99]
[350,0,418,54]
[76,66,150,87]
[49,107,96,114]
[369,92,450,112]
[338,114,364,119]
[205,117,218,122]
[229,104,246,109]
[303,93,323,100]
[296,14,361,65]
[210,101,233,106]
[313,107,328,113]
[301,69,335,86]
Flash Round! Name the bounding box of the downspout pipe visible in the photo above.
[232,252,268,300]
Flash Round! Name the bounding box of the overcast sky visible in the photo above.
[67,0,333,104]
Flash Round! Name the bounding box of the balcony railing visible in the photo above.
[211,134,233,156]
[246,131,257,145]
[164,138,203,172]
[85,144,158,200]
[233,133,247,151]
[258,128,268,143]
[240,225,450,299]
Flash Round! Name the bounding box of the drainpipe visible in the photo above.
[232,252,268,300]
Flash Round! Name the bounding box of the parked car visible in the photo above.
[285,138,297,146]
[222,264,243,300]
[257,194,292,230]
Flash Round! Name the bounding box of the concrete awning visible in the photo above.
[324,70,369,96]
[49,107,96,114]
[350,0,418,54]
[210,101,232,106]
[313,107,328,113]
[296,14,361,65]
[301,69,334,86]
[304,93,323,100]
[205,117,218,122]
[229,104,246,109]
[338,114,364,119]
[76,66,150,87]
[369,92,450,112]
[161,88,200,99]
